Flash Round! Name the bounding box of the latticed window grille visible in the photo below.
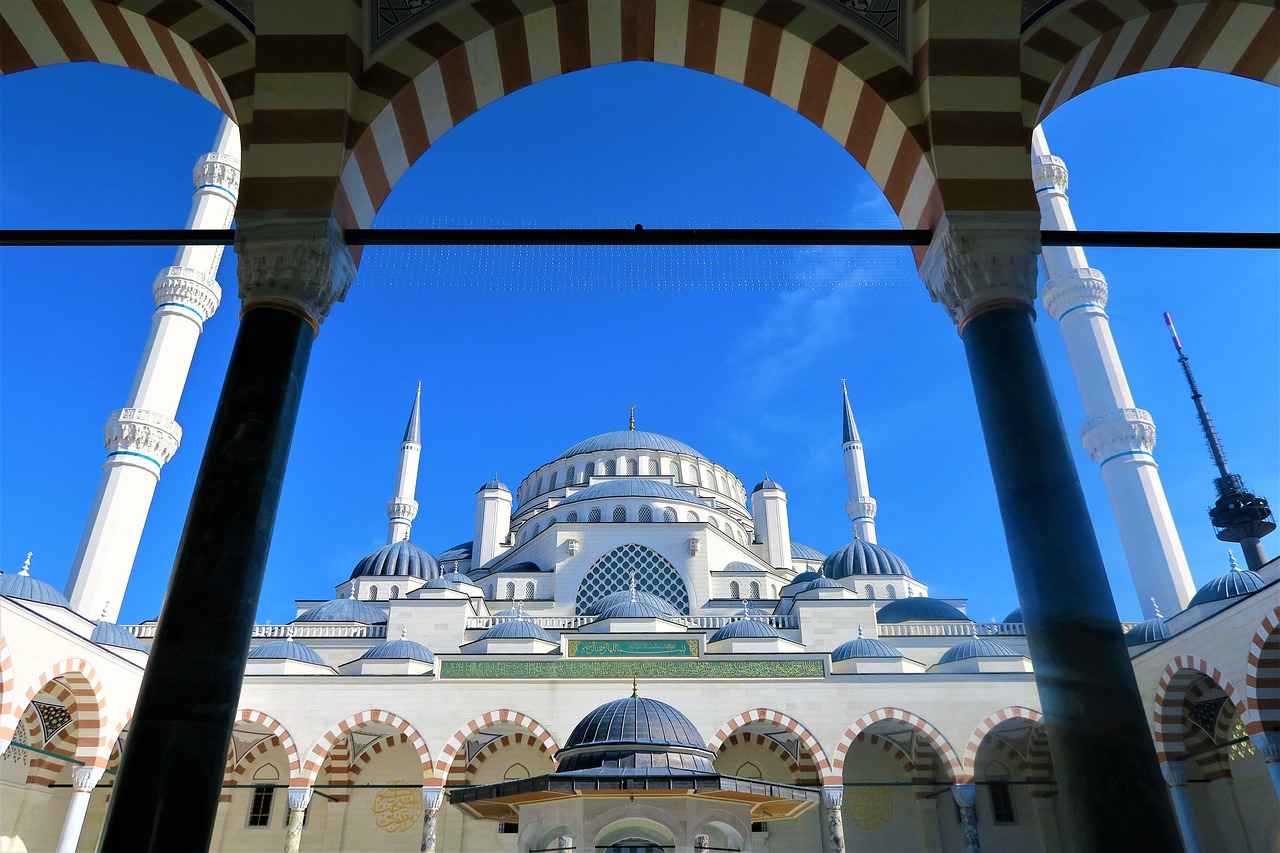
[566,465,576,484]
[605,460,617,476]
[1228,717,1256,761]
[566,511,578,523]
[674,463,684,483]
[390,585,400,599]
[729,581,740,599]
[686,511,699,522]
[638,506,653,522]
[612,506,627,523]
[749,581,760,599]
[549,472,558,490]
[887,584,897,599]
[575,543,690,614]
[627,458,639,475]
[524,581,536,600]
[585,463,595,478]
[505,582,516,599]
[588,508,602,523]
[648,459,659,475]
[369,585,378,600]
[663,508,677,523]
[865,584,875,599]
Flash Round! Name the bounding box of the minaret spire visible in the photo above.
[841,380,877,544]
[386,383,424,545]
[1166,314,1275,569]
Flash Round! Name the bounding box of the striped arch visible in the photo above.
[1025,1,1279,123]
[15,659,110,770]
[337,0,938,235]
[706,708,836,785]
[1183,675,1235,781]
[300,709,432,787]
[450,732,557,786]
[834,707,964,783]
[1245,605,1280,732]
[235,709,301,780]
[225,735,287,787]
[434,709,560,785]
[0,0,240,116]
[350,733,411,780]
[1153,655,1251,760]
[21,681,78,786]
[0,635,13,748]
[852,732,916,774]
[960,706,1044,780]
[714,732,821,784]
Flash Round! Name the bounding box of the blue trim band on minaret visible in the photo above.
[106,450,161,467]
[1099,450,1155,466]
[156,302,206,322]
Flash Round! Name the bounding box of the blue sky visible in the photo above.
[0,61,1276,625]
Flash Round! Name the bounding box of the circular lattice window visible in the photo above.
[575,543,690,615]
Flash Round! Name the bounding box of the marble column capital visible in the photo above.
[920,212,1041,331]
[1250,731,1280,762]
[422,786,445,810]
[950,782,977,806]
[822,785,845,808]
[287,785,314,811]
[235,212,354,331]
[70,765,105,792]
[1160,760,1189,787]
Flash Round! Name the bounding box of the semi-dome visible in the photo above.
[359,633,435,663]
[557,430,704,461]
[295,594,388,625]
[556,696,716,775]
[558,479,706,507]
[1125,617,1170,647]
[92,620,146,653]
[832,630,904,661]
[821,538,912,578]
[584,589,677,617]
[437,541,473,562]
[1188,567,1264,607]
[1003,607,1023,624]
[790,542,826,561]
[248,637,325,665]
[0,557,70,608]
[349,540,440,580]
[875,598,970,624]
[707,618,781,642]
[938,637,1022,665]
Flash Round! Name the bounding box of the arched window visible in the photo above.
[686,511,699,522]
[647,458,659,475]
[549,471,558,490]
[505,582,516,600]
[390,585,400,599]
[368,585,378,600]
[566,511,578,523]
[692,467,703,485]
[663,508,677,523]
[488,584,495,598]
[612,506,627,523]
[638,506,653,522]
[584,462,595,479]
[729,581,741,599]
[587,508,601,523]
[524,581,536,600]
[531,523,541,537]
[605,460,617,476]
[547,516,556,526]
[717,474,726,491]
[887,584,897,599]
[749,581,760,599]
[566,465,576,484]
[536,477,543,494]
[864,584,875,599]
[574,543,691,615]
[674,463,684,483]
[627,458,638,475]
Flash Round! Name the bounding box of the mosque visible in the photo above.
[2,1,1280,852]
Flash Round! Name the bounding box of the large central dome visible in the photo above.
[557,430,704,461]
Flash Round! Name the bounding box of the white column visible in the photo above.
[420,787,443,853]
[474,481,513,568]
[1250,731,1280,804]
[56,765,104,853]
[1033,127,1195,618]
[842,380,877,543]
[64,117,240,623]
[284,786,313,853]
[751,481,793,570]
[822,785,846,853]
[951,783,980,853]
[1160,761,1203,853]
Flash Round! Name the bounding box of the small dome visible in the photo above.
[594,596,672,621]
[91,621,146,653]
[822,539,912,578]
[790,542,826,561]
[477,613,556,643]
[479,478,510,493]
[359,633,435,663]
[722,561,762,573]
[421,576,463,592]
[788,570,822,586]
[876,598,970,624]
[295,595,388,625]
[1125,617,1170,647]
[498,561,541,574]
[0,557,70,608]
[557,430,704,461]
[558,479,706,507]
[1188,567,1264,607]
[248,637,325,665]
[938,637,1023,665]
[349,540,440,580]
[1003,607,1023,624]
[584,589,677,617]
[437,541,473,561]
[832,631,904,661]
[798,575,842,592]
[442,570,473,584]
[752,477,782,492]
[557,696,716,775]
[707,618,782,642]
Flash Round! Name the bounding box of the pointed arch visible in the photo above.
[299,709,431,787]
[960,706,1044,779]
[1245,605,1280,733]
[1153,655,1251,760]
[235,709,301,779]
[834,707,963,782]
[15,658,109,769]
[706,708,836,786]
[434,709,560,784]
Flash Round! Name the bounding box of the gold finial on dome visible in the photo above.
[628,404,636,431]
[631,676,639,699]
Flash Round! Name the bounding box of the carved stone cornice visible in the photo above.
[1081,408,1156,465]
[920,212,1041,329]
[1159,760,1188,787]
[846,497,877,521]
[234,213,355,329]
[422,786,445,810]
[823,785,844,809]
[193,151,241,197]
[1032,154,1068,193]
[1042,267,1107,322]
[104,408,183,468]
[70,765,105,792]
[950,782,976,806]
[287,786,314,811]
[387,499,419,521]
[152,266,222,323]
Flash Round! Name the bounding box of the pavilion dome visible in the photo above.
[798,575,842,593]
[821,538,912,578]
[91,620,146,653]
[0,557,70,608]
[938,638,1023,665]
[584,589,677,617]
[295,595,388,625]
[1188,566,1264,607]
[557,430,705,461]
[558,479,706,507]
[875,598,970,624]
[358,634,435,663]
[248,637,325,665]
[556,696,717,775]
[421,576,463,592]
[831,632,904,661]
[1003,607,1023,624]
[349,540,439,580]
[1125,617,1170,647]
[477,609,556,643]
[707,618,782,642]
[594,595,673,621]
[788,570,822,586]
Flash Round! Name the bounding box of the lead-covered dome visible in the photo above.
[558,430,704,461]
[349,540,439,580]
[0,559,70,608]
[248,637,325,665]
[556,696,716,775]
[295,595,388,625]
[477,608,556,642]
[558,479,706,507]
[938,637,1023,664]
[1125,616,1170,647]
[875,597,970,624]
[708,618,782,642]
[821,538,911,578]
[584,589,677,617]
[359,635,435,663]
[92,621,146,652]
[1188,566,1264,607]
[832,632,904,661]
[790,542,826,562]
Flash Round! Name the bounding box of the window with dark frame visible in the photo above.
[247,786,274,827]
[989,781,1016,824]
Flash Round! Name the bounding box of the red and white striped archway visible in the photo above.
[300,709,432,788]
[1245,605,1280,732]
[14,659,111,770]
[434,709,560,785]
[234,708,301,781]
[960,706,1044,780]
[706,707,836,786]
[834,707,964,783]
[1153,655,1252,760]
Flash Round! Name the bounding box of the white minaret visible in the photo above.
[751,476,793,571]
[474,478,513,569]
[386,382,423,543]
[64,118,240,622]
[842,380,877,544]
[1033,126,1196,618]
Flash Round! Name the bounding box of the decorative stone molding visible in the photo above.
[555,837,574,851]
[69,765,105,793]
[950,782,976,807]
[1081,408,1157,465]
[1249,731,1280,762]
[287,786,314,811]
[1032,154,1068,193]
[193,151,241,197]
[566,539,579,556]
[823,785,844,809]
[104,408,182,467]
[846,498,877,522]
[687,538,700,556]
[234,212,355,328]
[1160,760,1188,787]
[920,212,1041,328]
[422,787,445,810]
[694,835,711,851]
[152,265,222,323]
[387,499,419,522]
[1042,267,1108,322]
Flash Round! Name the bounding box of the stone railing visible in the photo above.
[464,614,801,631]
[123,624,387,640]
[877,622,1025,638]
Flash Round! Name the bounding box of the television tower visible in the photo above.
[1165,313,1275,569]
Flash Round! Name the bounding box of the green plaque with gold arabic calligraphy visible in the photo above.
[567,639,698,657]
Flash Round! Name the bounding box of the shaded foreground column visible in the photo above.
[950,783,979,853]
[420,786,443,852]
[1248,731,1280,803]
[55,765,104,853]
[99,213,354,852]
[920,213,1183,853]
[1160,761,1203,853]
[822,785,846,853]
[286,786,314,853]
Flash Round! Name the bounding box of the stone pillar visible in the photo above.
[694,834,710,851]
[99,212,354,853]
[1030,794,1062,853]
[555,836,574,850]
[1160,761,1203,853]
[420,787,443,853]
[950,784,980,853]
[1249,731,1280,804]
[920,212,1183,853]
[56,765,105,853]
[284,787,313,853]
[822,785,846,853]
